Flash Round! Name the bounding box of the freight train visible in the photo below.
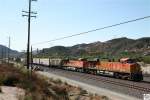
[33,58,143,81]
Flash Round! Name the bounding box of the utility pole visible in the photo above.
[37,48,39,58]
[22,0,37,71]
[1,47,3,63]
[31,46,33,77]
[8,36,10,64]
[4,45,6,63]
[31,46,33,64]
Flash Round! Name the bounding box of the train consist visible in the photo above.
[33,58,143,81]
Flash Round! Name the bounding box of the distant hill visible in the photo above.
[0,45,20,58]
[37,37,150,59]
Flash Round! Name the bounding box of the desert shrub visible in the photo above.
[19,80,36,92]
[24,95,32,100]
[101,95,109,100]
[64,81,68,85]
[15,57,21,63]
[51,85,67,95]
[143,56,150,64]
[53,79,62,84]
[0,75,5,85]
[2,75,19,86]
[80,89,88,95]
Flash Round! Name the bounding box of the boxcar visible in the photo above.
[49,59,62,67]
[40,58,49,66]
[33,58,40,64]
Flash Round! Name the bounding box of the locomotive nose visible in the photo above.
[130,63,143,81]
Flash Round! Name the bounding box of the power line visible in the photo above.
[32,16,150,46]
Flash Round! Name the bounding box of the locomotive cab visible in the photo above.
[120,58,143,81]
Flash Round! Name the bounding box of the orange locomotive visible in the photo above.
[62,59,88,72]
[62,58,143,81]
[95,58,143,81]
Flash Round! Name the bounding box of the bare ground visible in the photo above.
[0,86,25,100]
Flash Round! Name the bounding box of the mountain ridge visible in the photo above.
[36,37,150,59]
[0,45,20,57]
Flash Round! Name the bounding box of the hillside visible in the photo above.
[37,37,150,60]
[0,45,20,58]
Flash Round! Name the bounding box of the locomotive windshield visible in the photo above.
[120,58,136,63]
[126,59,136,63]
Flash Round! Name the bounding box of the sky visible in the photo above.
[0,0,150,51]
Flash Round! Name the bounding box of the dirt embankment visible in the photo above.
[0,64,109,100]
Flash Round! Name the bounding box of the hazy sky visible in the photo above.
[0,0,150,51]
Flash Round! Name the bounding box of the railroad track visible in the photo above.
[33,64,150,93]
[82,74,150,92]
[54,68,150,92]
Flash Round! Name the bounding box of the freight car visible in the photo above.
[33,58,62,67]
[32,58,143,81]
